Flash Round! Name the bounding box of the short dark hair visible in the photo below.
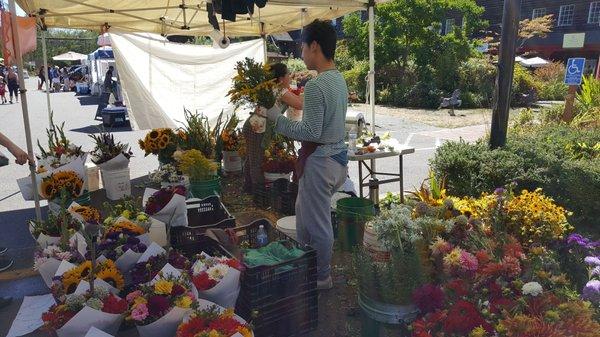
[301,19,337,60]
[270,63,288,80]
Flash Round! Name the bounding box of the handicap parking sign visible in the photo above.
[564,58,585,85]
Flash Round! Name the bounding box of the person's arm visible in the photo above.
[268,81,324,142]
[280,91,303,110]
[0,132,31,165]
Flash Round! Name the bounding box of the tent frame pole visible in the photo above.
[260,22,268,64]
[8,0,42,222]
[41,29,52,127]
[367,2,377,190]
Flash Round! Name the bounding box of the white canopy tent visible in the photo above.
[52,51,87,61]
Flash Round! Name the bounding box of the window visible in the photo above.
[589,2,600,24]
[558,4,575,26]
[445,18,455,35]
[532,8,547,19]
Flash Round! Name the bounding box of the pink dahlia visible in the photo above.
[459,251,478,272]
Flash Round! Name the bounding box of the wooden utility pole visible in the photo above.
[490,0,521,149]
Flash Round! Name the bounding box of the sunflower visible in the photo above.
[96,267,124,290]
[62,272,81,294]
[149,130,160,140]
[160,134,170,143]
[40,179,56,199]
[158,140,168,150]
[78,261,92,278]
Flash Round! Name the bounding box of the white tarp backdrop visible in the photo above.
[110,32,264,130]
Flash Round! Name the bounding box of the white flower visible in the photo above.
[192,261,208,276]
[522,281,543,296]
[206,264,230,281]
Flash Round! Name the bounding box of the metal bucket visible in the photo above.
[358,293,419,325]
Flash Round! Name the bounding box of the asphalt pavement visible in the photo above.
[0,78,485,336]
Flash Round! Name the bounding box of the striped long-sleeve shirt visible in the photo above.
[274,69,348,157]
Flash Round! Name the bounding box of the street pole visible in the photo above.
[562,85,577,122]
[490,0,520,149]
[41,28,53,127]
[8,0,42,222]
[367,2,379,204]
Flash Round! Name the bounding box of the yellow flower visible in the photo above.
[174,296,193,308]
[154,279,174,295]
[469,326,487,337]
[121,210,132,219]
[96,266,125,290]
[237,326,253,337]
[208,330,220,337]
[134,296,147,305]
[223,308,235,318]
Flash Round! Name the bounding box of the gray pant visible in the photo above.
[295,155,347,281]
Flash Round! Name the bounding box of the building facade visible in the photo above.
[473,0,600,75]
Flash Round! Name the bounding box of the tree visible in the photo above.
[23,29,98,67]
[483,14,554,54]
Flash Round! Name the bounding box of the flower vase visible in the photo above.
[222,151,242,173]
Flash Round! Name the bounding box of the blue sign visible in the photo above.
[564,58,586,85]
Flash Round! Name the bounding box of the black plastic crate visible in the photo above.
[174,234,234,260]
[237,289,318,337]
[270,179,298,215]
[253,183,271,209]
[233,219,317,308]
[170,196,235,249]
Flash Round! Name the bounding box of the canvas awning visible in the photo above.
[16,1,377,36]
[52,51,86,61]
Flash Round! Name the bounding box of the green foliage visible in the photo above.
[283,58,307,73]
[405,81,444,108]
[576,75,600,111]
[457,57,496,108]
[342,60,369,99]
[430,124,600,231]
[511,63,539,106]
[25,29,98,67]
[514,108,535,127]
[533,62,568,101]
[540,104,565,124]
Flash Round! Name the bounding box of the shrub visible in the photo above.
[343,60,369,101]
[405,81,444,108]
[511,63,539,106]
[540,103,565,124]
[457,57,496,108]
[430,124,600,231]
[283,58,307,73]
[534,62,568,101]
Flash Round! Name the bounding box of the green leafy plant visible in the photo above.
[576,75,600,111]
[178,109,227,160]
[89,132,132,165]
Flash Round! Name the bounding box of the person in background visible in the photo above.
[51,66,61,92]
[0,76,7,104]
[270,63,303,111]
[265,20,349,290]
[38,66,46,90]
[6,67,19,104]
[0,131,33,309]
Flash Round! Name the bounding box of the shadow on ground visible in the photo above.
[70,123,132,134]
[77,95,101,106]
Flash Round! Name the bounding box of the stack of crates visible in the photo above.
[234,219,318,337]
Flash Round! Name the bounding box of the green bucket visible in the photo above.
[189,177,221,199]
[336,197,374,251]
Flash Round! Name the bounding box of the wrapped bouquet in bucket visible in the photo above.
[129,249,191,286]
[176,149,220,199]
[139,128,179,165]
[125,273,196,337]
[176,301,253,337]
[41,287,127,337]
[144,185,188,228]
[17,118,87,202]
[190,253,242,308]
[89,132,133,200]
[219,113,243,173]
[103,197,167,247]
[52,259,125,297]
[262,134,297,183]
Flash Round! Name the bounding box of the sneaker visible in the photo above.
[0,247,6,254]
[0,297,12,309]
[317,276,333,290]
[0,258,13,272]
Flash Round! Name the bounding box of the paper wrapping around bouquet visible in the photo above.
[37,257,64,288]
[136,306,191,337]
[29,220,62,249]
[17,154,88,201]
[56,305,123,337]
[95,153,130,171]
[248,112,267,134]
[143,188,188,228]
[192,259,241,309]
[84,326,115,337]
[148,218,167,247]
[101,167,132,201]
[74,279,119,296]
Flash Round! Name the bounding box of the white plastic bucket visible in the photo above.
[264,172,291,184]
[101,167,131,200]
[85,163,100,192]
[222,151,242,173]
[276,216,297,241]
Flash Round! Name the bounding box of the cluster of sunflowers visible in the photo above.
[138,128,178,163]
[69,205,101,223]
[40,170,84,201]
[104,220,146,237]
[228,57,277,109]
[60,259,124,295]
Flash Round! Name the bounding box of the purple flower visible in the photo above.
[582,280,600,304]
[592,266,600,277]
[494,187,505,195]
[127,236,140,245]
[584,256,600,266]
[566,233,600,250]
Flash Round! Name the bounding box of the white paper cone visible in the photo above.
[137,234,151,245]
[70,232,88,257]
[137,242,166,263]
[143,189,188,228]
[136,307,190,337]
[148,218,167,247]
[55,260,77,278]
[196,268,241,309]
[96,153,130,171]
[101,168,131,200]
[85,326,115,337]
[148,264,181,285]
[38,258,62,287]
[37,233,61,249]
[96,255,108,264]
[17,175,35,200]
[115,249,142,273]
[57,306,123,337]
[74,279,119,295]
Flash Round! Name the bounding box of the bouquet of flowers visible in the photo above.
[176,304,252,337]
[30,209,81,249]
[177,149,218,182]
[103,197,152,228]
[129,250,191,286]
[290,69,316,88]
[93,231,150,273]
[139,128,178,164]
[69,204,101,224]
[42,288,127,337]
[149,163,187,187]
[126,274,196,337]
[38,170,85,201]
[34,243,84,288]
[262,134,297,174]
[228,58,277,110]
[56,259,124,296]
[177,109,225,160]
[190,253,242,308]
[144,186,188,227]
[37,119,86,170]
[89,132,133,169]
